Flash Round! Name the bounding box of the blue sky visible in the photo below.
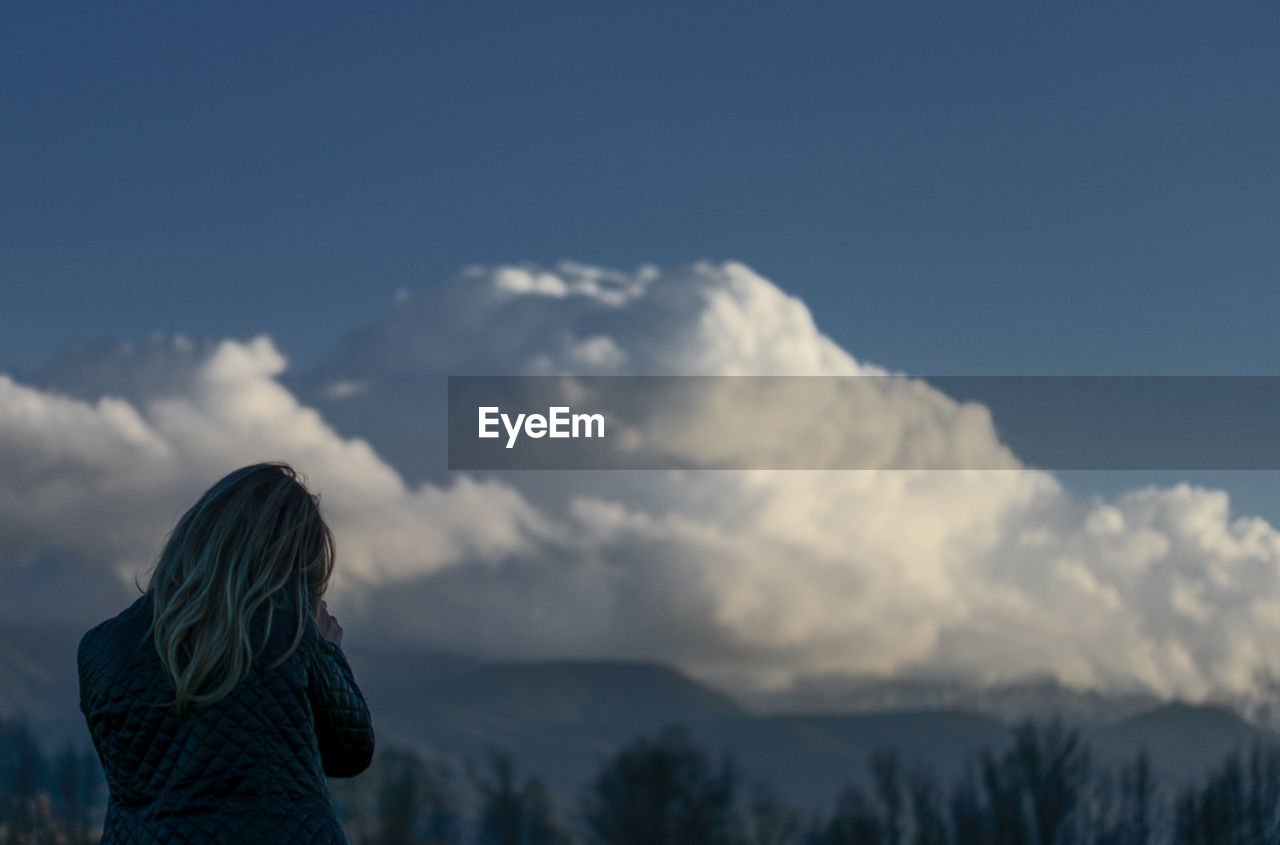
[3,3,1277,381]
[5,5,1280,698]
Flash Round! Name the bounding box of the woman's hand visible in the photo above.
[317,600,344,648]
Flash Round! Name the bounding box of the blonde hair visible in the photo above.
[147,462,335,714]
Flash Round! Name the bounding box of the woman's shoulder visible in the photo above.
[78,592,158,710]
[79,593,153,653]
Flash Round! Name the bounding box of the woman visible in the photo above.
[77,462,375,844]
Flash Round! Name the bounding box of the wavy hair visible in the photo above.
[147,462,335,714]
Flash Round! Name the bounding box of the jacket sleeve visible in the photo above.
[306,629,375,778]
[77,629,98,719]
[77,623,117,723]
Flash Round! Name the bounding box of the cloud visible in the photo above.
[0,335,551,611]
[6,259,1280,715]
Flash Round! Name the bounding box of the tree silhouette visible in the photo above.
[1010,718,1090,845]
[745,782,804,845]
[906,765,949,845]
[816,784,885,845]
[476,752,566,845]
[949,770,990,845]
[377,748,424,845]
[1173,741,1280,844]
[0,718,46,840]
[1243,741,1280,842]
[1117,751,1154,845]
[365,747,461,845]
[583,724,739,845]
[14,709,1280,844]
[478,753,523,845]
[51,740,99,844]
[870,749,904,845]
[980,745,1031,845]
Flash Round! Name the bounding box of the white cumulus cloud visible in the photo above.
[6,259,1280,717]
[0,336,551,615]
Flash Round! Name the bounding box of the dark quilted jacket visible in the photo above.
[78,590,375,844]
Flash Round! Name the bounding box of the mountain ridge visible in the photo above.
[4,628,1276,808]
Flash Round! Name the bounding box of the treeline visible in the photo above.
[4,716,1280,844]
[0,719,100,844]
[329,721,1280,845]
